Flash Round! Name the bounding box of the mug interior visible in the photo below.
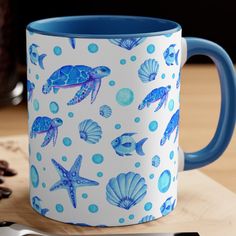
[27,15,181,38]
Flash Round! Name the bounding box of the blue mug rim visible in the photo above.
[27,15,181,38]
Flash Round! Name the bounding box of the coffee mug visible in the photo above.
[26,16,236,226]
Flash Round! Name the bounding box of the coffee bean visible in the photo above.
[3,168,17,177]
[0,186,12,198]
[0,160,9,169]
[0,177,4,184]
[0,170,4,176]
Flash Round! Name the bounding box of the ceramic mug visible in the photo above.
[26,16,236,226]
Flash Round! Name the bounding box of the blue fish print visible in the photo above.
[30,116,63,147]
[111,133,148,156]
[69,37,76,49]
[160,197,176,216]
[42,65,111,105]
[163,44,179,66]
[32,196,49,216]
[50,155,99,208]
[160,109,179,146]
[27,80,35,102]
[138,85,171,112]
[109,37,146,50]
[29,43,47,69]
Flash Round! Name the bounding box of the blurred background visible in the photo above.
[0,0,235,105]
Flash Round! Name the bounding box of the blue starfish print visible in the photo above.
[50,155,99,208]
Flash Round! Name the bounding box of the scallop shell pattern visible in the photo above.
[106,172,147,210]
[138,215,155,223]
[108,37,146,50]
[79,119,102,144]
[138,59,159,83]
[99,105,112,118]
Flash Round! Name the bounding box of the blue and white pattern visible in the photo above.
[27,29,181,226]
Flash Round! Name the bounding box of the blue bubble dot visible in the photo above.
[35,74,39,80]
[149,120,158,132]
[88,43,98,53]
[115,124,121,129]
[82,193,88,199]
[53,46,62,56]
[169,151,174,160]
[135,162,141,168]
[172,73,175,79]
[144,202,152,211]
[33,99,39,111]
[42,182,46,188]
[49,101,59,114]
[130,55,136,61]
[92,153,104,164]
[149,173,155,179]
[120,59,126,65]
[129,214,135,220]
[134,117,140,123]
[109,80,116,86]
[116,88,134,106]
[36,152,42,161]
[63,137,72,147]
[168,99,174,111]
[55,204,64,213]
[158,170,171,193]
[119,218,125,224]
[161,73,166,79]
[147,44,155,54]
[68,112,74,118]
[30,165,39,188]
[97,171,103,177]
[88,204,99,213]
[62,156,67,162]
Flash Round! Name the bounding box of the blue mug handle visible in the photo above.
[179,37,236,171]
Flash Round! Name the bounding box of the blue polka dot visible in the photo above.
[53,46,62,56]
[130,55,136,61]
[115,124,121,129]
[97,171,103,177]
[63,137,72,147]
[168,99,174,111]
[149,120,158,132]
[109,80,116,86]
[88,43,99,53]
[36,152,42,161]
[161,73,166,79]
[82,193,88,199]
[33,99,39,111]
[134,117,140,123]
[116,88,134,106]
[49,101,59,114]
[129,214,135,220]
[149,173,155,179]
[169,151,174,160]
[88,204,99,213]
[147,44,155,54]
[144,202,152,211]
[35,74,39,80]
[172,73,175,79]
[30,165,39,188]
[120,59,126,65]
[135,162,141,168]
[68,112,74,118]
[158,170,171,193]
[42,182,46,188]
[92,153,104,164]
[62,156,67,162]
[119,218,125,224]
[55,204,64,213]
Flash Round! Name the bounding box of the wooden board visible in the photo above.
[0,135,236,236]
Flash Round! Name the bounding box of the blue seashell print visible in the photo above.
[99,105,112,118]
[30,116,63,147]
[27,80,35,102]
[111,133,148,156]
[42,65,111,105]
[163,44,179,66]
[79,119,102,144]
[160,109,179,146]
[160,197,176,216]
[29,43,47,69]
[106,172,147,210]
[108,37,146,50]
[32,196,49,216]
[50,155,99,208]
[138,215,155,223]
[138,59,159,83]
[138,85,171,112]
[68,37,76,49]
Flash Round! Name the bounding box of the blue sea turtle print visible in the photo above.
[160,197,176,216]
[160,109,179,146]
[29,43,47,69]
[163,44,179,66]
[50,155,99,208]
[30,116,63,147]
[42,65,111,105]
[108,37,146,50]
[27,80,35,102]
[69,38,76,49]
[138,85,171,112]
[111,133,148,156]
[32,196,49,216]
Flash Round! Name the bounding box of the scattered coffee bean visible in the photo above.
[3,168,17,177]
[0,160,9,169]
[0,177,4,184]
[0,170,4,176]
[0,187,12,198]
